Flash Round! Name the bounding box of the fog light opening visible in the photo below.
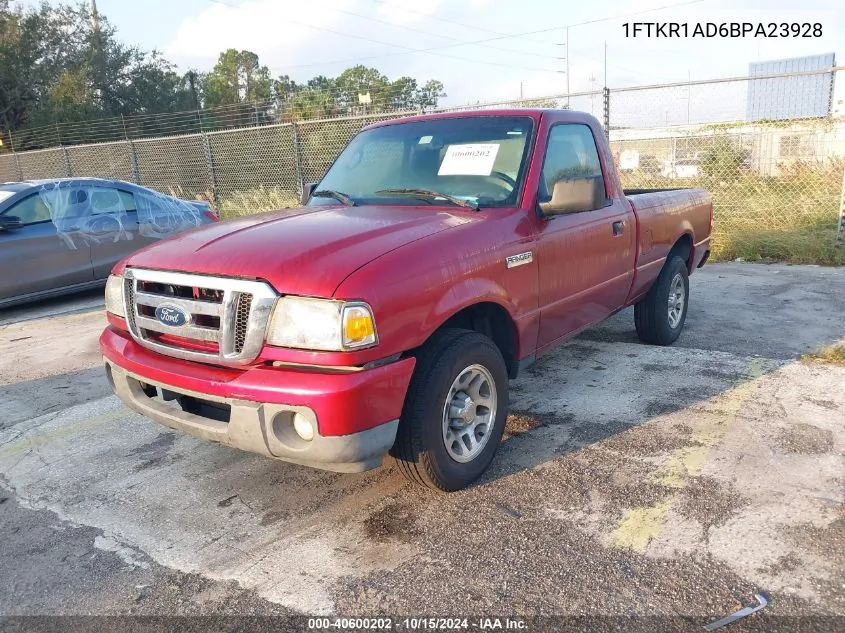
[293,413,315,442]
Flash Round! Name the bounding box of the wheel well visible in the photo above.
[669,234,693,271]
[437,302,519,378]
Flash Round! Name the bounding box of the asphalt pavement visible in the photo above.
[0,263,843,630]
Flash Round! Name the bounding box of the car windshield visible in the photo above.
[310,115,534,209]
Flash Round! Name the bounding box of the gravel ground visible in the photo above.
[0,263,843,631]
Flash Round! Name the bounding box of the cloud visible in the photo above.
[164,0,374,72]
[164,0,500,80]
[375,0,450,26]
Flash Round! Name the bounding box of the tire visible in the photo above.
[634,255,689,346]
[391,328,509,492]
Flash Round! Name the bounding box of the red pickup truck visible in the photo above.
[100,109,712,491]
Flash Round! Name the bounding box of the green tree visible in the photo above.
[204,49,272,106]
[334,65,389,113]
[273,74,300,107]
[0,1,51,133]
[0,1,447,147]
[389,77,418,110]
[416,79,446,110]
[1,1,198,145]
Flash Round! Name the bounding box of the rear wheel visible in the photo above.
[391,329,508,492]
[634,255,689,346]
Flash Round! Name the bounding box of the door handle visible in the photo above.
[612,221,625,236]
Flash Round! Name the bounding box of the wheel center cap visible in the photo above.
[454,395,475,424]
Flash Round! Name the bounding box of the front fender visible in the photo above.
[421,277,518,337]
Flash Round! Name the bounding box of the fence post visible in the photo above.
[837,162,845,242]
[128,140,142,185]
[291,121,306,197]
[63,146,73,177]
[202,132,221,212]
[603,87,610,139]
[9,131,23,180]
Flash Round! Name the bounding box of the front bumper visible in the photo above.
[101,327,416,472]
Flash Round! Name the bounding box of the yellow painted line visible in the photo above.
[612,357,774,550]
[0,409,126,459]
[613,501,671,550]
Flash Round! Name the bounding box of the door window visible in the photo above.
[5,195,52,225]
[89,188,136,214]
[540,124,606,203]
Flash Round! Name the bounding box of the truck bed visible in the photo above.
[623,187,712,305]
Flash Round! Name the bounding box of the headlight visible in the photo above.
[266,297,377,351]
[105,275,126,318]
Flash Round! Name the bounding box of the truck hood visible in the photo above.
[122,205,470,297]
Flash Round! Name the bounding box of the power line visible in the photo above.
[206,0,562,74]
[303,0,565,61]
[360,0,561,47]
[212,0,706,71]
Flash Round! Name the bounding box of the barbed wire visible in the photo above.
[7,66,840,152]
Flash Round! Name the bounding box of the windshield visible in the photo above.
[310,115,534,208]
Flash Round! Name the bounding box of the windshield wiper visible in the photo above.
[375,188,479,211]
[312,189,356,206]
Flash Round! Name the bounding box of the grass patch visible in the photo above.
[621,161,843,266]
[710,225,845,265]
[218,186,300,219]
[802,339,845,365]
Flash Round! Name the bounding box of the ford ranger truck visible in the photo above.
[100,109,712,492]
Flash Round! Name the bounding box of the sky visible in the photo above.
[18,0,844,107]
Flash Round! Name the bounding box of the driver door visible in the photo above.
[0,193,94,301]
[535,122,636,349]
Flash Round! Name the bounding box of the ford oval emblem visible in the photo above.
[155,304,190,327]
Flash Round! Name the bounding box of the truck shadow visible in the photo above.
[476,331,783,488]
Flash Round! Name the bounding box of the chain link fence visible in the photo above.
[608,68,845,257]
[1,69,843,255]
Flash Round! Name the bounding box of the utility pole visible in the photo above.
[89,0,104,112]
[565,26,570,104]
[687,70,691,125]
[589,75,597,114]
[88,0,100,31]
[557,28,570,107]
[604,41,608,88]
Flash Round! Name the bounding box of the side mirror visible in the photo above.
[301,183,317,206]
[539,177,605,217]
[0,215,23,231]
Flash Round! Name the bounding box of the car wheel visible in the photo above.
[391,328,509,492]
[634,255,690,346]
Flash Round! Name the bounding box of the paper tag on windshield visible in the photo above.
[438,144,500,176]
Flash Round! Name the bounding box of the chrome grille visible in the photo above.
[124,268,276,366]
[124,276,137,332]
[234,293,253,353]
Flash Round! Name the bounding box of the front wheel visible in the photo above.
[391,329,508,492]
[634,255,690,346]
